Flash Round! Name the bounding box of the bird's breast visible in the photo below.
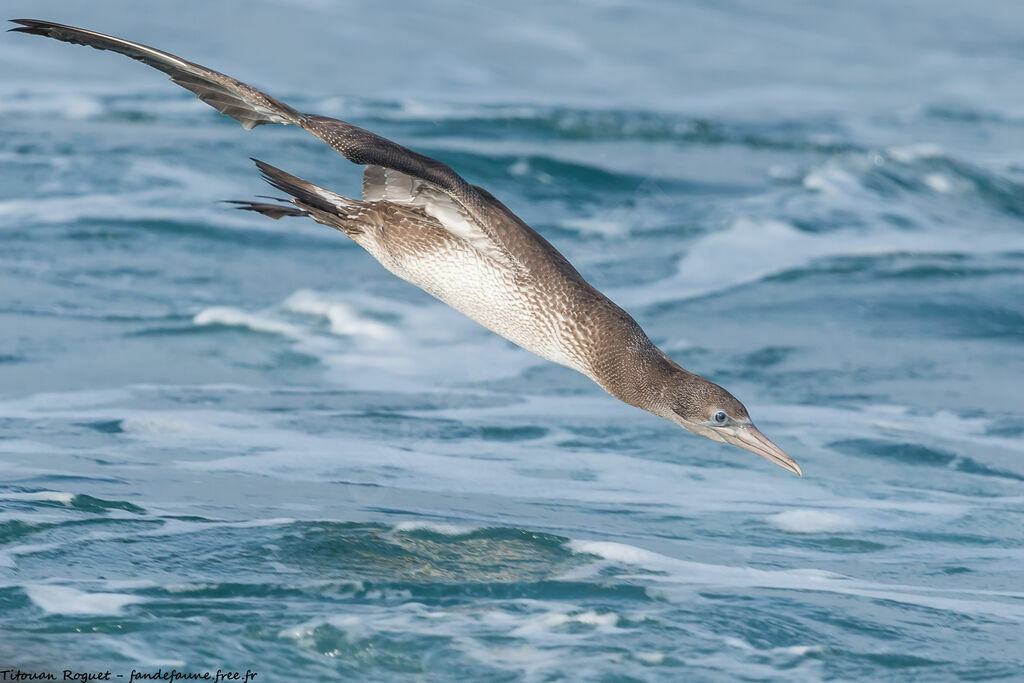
[361,229,598,376]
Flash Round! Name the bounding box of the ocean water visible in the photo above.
[1,1,1023,680]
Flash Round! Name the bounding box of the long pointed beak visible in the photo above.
[722,424,802,477]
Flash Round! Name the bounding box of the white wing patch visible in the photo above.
[363,165,511,265]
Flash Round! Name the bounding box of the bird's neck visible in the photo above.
[591,340,684,418]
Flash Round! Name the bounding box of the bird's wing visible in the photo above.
[362,165,509,263]
[10,18,522,269]
[9,19,300,130]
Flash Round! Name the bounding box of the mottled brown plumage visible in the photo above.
[11,18,802,476]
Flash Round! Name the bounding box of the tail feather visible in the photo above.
[252,159,357,214]
[240,159,369,235]
[223,200,306,220]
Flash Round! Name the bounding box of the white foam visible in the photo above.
[186,288,531,390]
[161,583,221,594]
[24,584,143,615]
[0,157,273,232]
[508,159,531,176]
[0,388,131,414]
[280,598,627,678]
[4,383,1018,527]
[120,415,212,436]
[279,614,363,641]
[483,646,573,675]
[569,540,668,567]
[0,542,62,568]
[193,307,304,338]
[568,539,1024,620]
[634,652,664,665]
[511,609,621,638]
[101,638,185,667]
[101,579,160,591]
[887,143,945,163]
[388,100,539,122]
[923,173,953,193]
[765,402,1024,456]
[283,290,395,340]
[576,610,618,626]
[393,521,478,536]
[781,645,828,657]
[617,216,1017,305]
[0,92,102,119]
[802,165,861,195]
[768,509,859,533]
[117,410,265,444]
[0,491,76,505]
[568,538,836,584]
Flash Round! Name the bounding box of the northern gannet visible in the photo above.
[10,19,802,476]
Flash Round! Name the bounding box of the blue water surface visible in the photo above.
[1,1,1023,680]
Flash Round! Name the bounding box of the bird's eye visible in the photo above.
[712,410,728,425]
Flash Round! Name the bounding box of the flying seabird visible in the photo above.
[10,19,802,476]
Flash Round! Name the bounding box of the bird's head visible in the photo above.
[654,370,802,476]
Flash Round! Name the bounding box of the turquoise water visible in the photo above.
[2,1,1023,680]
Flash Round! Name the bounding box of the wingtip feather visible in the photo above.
[8,19,53,33]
